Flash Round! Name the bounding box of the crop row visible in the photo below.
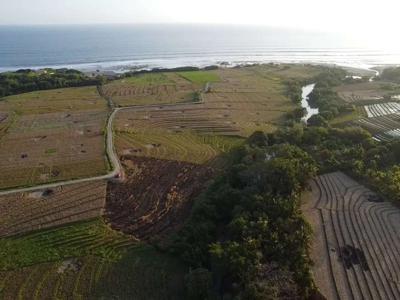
[0,220,137,299]
[0,243,185,299]
[364,102,400,118]
[309,172,400,299]
[0,181,107,237]
[116,130,242,165]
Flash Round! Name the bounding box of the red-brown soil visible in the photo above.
[105,156,213,240]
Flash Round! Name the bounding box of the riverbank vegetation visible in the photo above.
[380,66,400,83]
[307,68,355,125]
[172,132,317,299]
[271,120,400,202]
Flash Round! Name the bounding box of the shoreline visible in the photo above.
[0,60,394,77]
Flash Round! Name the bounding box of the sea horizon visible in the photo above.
[1,23,400,73]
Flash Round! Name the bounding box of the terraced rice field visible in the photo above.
[113,66,298,141]
[0,110,109,189]
[364,102,400,117]
[0,219,185,299]
[0,86,107,115]
[0,248,185,300]
[336,82,400,104]
[0,113,14,140]
[0,181,107,237]
[304,172,400,300]
[354,113,400,141]
[0,84,111,189]
[116,130,242,165]
[102,73,198,106]
[115,104,239,136]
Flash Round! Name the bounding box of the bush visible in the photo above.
[0,69,106,97]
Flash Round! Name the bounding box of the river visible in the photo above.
[301,83,317,123]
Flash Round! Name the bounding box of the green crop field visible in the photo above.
[177,70,220,84]
[0,219,186,299]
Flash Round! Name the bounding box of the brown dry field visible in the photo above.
[0,85,111,189]
[336,81,400,104]
[0,110,109,189]
[102,72,199,106]
[0,180,106,237]
[303,172,400,300]
[113,65,316,139]
[0,86,107,115]
[105,156,213,240]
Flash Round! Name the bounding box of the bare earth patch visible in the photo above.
[105,156,213,240]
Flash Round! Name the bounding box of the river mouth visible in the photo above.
[301,83,317,123]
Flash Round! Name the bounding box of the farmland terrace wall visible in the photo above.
[303,171,400,300]
[0,181,107,237]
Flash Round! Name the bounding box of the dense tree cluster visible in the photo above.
[380,67,400,83]
[173,132,317,299]
[0,69,105,97]
[307,68,354,123]
[284,79,303,103]
[272,125,400,202]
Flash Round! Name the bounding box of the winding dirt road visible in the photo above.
[0,87,207,196]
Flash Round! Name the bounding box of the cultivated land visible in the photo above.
[0,86,109,189]
[7,64,398,299]
[108,65,319,243]
[102,72,200,106]
[0,181,107,237]
[354,113,400,141]
[335,81,400,105]
[0,219,185,299]
[303,172,400,300]
[106,156,213,240]
[333,79,400,141]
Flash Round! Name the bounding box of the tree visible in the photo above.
[185,268,213,300]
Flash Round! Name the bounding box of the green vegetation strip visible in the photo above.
[0,219,133,270]
[177,71,220,84]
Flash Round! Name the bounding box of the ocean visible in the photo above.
[0,24,399,73]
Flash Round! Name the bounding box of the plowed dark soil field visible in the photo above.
[105,156,213,240]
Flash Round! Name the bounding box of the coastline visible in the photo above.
[0,59,394,77]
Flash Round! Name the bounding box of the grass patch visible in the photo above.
[94,244,187,299]
[177,71,220,84]
[121,73,173,85]
[329,110,364,125]
[45,148,57,155]
[0,219,134,271]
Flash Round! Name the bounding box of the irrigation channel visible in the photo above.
[301,83,317,123]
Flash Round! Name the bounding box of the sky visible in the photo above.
[1,0,399,36]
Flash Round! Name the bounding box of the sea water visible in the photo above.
[0,24,399,72]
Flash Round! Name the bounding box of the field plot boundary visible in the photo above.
[0,85,210,196]
[304,172,400,300]
[364,102,400,118]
